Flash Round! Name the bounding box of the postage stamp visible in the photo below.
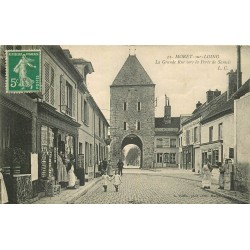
[6,50,41,93]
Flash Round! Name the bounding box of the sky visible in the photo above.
[62,45,250,121]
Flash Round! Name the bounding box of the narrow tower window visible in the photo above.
[137,102,141,111]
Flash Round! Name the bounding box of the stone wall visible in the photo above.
[110,85,155,168]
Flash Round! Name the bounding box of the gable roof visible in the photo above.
[155,117,180,129]
[201,79,250,124]
[182,91,234,126]
[232,79,250,99]
[111,55,154,86]
[200,94,234,124]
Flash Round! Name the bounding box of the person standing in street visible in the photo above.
[102,171,109,192]
[110,170,122,192]
[218,162,225,189]
[107,160,114,177]
[102,158,107,172]
[117,159,124,176]
[202,159,212,189]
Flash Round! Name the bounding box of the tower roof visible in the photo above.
[111,55,154,86]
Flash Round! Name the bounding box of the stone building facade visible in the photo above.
[110,55,155,168]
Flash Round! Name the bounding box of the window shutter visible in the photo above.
[81,95,84,122]
[50,67,55,106]
[44,63,50,103]
[60,75,66,113]
[72,87,76,118]
[191,128,194,144]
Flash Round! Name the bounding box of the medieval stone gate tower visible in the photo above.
[110,54,155,168]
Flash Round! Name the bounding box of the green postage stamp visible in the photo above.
[6,50,41,93]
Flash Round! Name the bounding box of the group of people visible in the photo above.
[201,159,226,190]
[101,159,124,192]
[57,152,77,188]
[99,158,124,176]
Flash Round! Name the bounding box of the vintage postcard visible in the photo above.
[0,45,249,204]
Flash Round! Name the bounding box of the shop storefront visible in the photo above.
[201,142,223,167]
[0,94,36,203]
[37,102,80,196]
[182,145,193,170]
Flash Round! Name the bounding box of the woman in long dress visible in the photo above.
[107,160,114,177]
[202,160,212,189]
[57,153,68,183]
[68,165,76,187]
[0,168,8,204]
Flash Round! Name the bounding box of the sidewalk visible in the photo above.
[32,177,101,204]
[146,167,250,204]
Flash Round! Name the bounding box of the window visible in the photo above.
[137,121,141,130]
[156,138,163,148]
[66,82,73,116]
[81,96,84,121]
[170,139,176,148]
[186,130,190,145]
[123,102,127,111]
[44,62,55,106]
[218,123,223,140]
[89,144,92,166]
[99,118,102,137]
[83,100,89,125]
[124,122,127,130]
[212,150,219,165]
[164,153,169,163]
[79,143,83,154]
[209,126,213,142]
[194,127,198,143]
[170,153,176,164]
[157,153,163,163]
[103,124,105,139]
[137,102,141,111]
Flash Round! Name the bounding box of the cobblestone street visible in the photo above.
[74,169,239,204]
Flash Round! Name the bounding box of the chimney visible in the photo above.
[196,101,202,109]
[206,89,221,103]
[206,90,214,103]
[227,69,237,99]
[214,89,221,98]
[164,95,171,124]
[237,45,242,89]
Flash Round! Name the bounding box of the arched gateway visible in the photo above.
[110,54,155,168]
[122,134,142,168]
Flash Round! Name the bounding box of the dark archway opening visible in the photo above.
[121,134,143,168]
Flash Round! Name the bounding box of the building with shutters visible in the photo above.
[179,69,249,175]
[0,45,41,203]
[0,45,109,203]
[64,52,110,181]
[37,46,82,187]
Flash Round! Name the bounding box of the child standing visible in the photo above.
[102,171,109,192]
[110,170,122,192]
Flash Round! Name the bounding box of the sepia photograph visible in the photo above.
[1,2,250,250]
[1,45,249,205]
